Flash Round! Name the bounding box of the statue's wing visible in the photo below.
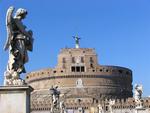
[4,6,15,51]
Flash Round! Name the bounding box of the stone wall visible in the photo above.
[26,65,132,99]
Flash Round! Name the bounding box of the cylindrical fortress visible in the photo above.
[26,48,133,111]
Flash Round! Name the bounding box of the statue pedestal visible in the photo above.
[0,85,33,113]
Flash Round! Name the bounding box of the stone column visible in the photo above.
[0,85,33,113]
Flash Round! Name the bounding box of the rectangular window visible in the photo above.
[76,66,80,72]
[71,66,85,72]
[81,66,85,72]
[71,66,75,72]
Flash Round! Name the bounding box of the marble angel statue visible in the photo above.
[4,6,34,85]
[50,86,61,113]
[134,84,143,108]
[108,99,115,113]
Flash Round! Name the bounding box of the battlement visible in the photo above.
[59,48,96,54]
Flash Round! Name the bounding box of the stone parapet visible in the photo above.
[30,91,150,112]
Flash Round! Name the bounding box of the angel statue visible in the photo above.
[4,6,34,85]
[134,84,143,108]
[98,104,103,113]
[108,99,115,113]
[73,36,80,48]
[49,86,60,113]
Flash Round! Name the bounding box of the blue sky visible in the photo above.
[0,0,150,96]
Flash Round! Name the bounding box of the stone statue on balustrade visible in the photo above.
[4,6,34,86]
[50,85,61,113]
[98,104,104,113]
[134,84,143,108]
[108,99,115,113]
[50,86,67,113]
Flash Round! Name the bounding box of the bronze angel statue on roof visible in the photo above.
[4,6,34,85]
